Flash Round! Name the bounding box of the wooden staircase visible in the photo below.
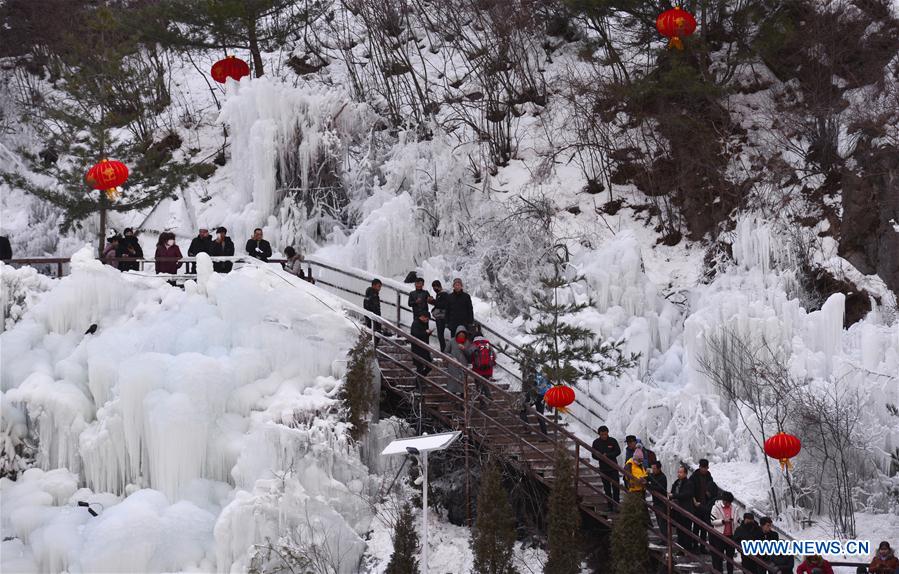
[373,337,765,574]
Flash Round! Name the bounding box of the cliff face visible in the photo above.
[840,143,899,297]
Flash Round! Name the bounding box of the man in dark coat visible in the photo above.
[759,517,793,573]
[648,461,669,535]
[364,279,382,336]
[429,280,449,352]
[245,228,272,261]
[410,311,433,375]
[408,277,430,319]
[591,426,622,511]
[445,277,474,335]
[187,228,214,273]
[0,236,11,260]
[116,228,143,271]
[670,464,696,551]
[210,227,235,273]
[733,513,765,574]
[689,459,717,548]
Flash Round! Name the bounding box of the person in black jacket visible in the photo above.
[648,461,669,535]
[689,459,717,548]
[410,311,433,375]
[116,228,143,271]
[429,280,449,352]
[187,228,214,273]
[759,517,793,573]
[0,236,11,261]
[445,278,474,335]
[733,513,765,574]
[211,227,235,273]
[408,277,430,319]
[364,279,382,336]
[245,228,272,261]
[670,464,697,551]
[591,426,622,511]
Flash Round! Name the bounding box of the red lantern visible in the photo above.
[764,432,801,471]
[544,385,576,411]
[86,159,129,200]
[211,56,251,84]
[656,6,697,50]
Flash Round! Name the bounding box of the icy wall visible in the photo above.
[0,249,379,573]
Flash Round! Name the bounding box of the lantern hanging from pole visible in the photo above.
[656,6,697,50]
[764,432,801,471]
[211,56,251,84]
[544,384,576,412]
[85,159,129,201]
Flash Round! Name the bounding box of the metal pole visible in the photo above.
[396,290,401,326]
[422,450,429,573]
[464,373,471,527]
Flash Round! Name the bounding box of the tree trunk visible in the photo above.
[98,203,107,259]
[247,17,265,77]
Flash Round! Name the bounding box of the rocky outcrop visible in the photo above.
[840,143,899,297]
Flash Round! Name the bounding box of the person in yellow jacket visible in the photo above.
[625,449,649,492]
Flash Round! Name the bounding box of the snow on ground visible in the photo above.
[363,497,547,574]
[0,249,393,573]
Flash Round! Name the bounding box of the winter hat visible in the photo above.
[633,449,644,462]
[216,227,227,234]
[879,541,891,551]
[454,325,468,336]
[107,228,118,240]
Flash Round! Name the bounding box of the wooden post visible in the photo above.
[667,498,674,574]
[98,204,107,259]
[56,261,63,277]
[395,290,402,326]
[574,443,580,485]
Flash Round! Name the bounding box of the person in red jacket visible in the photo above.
[154,232,183,275]
[868,541,899,574]
[797,555,834,574]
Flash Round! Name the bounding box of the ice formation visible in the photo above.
[0,247,386,573]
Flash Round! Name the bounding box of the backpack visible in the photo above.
[534,373,551,397]
[470,339,496,376]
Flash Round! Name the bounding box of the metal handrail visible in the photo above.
[302,258,605,431]
[341,302,769,573]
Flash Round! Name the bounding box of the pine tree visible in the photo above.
[386,502,420,574]
[521,263,638,386]
[545,447,581,574]
[611,492,651,574]
[470,462,519,574]
[340,332,375,440]
[0,3,197,253]
[158,0,307,78]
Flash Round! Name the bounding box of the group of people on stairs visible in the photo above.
[363,276,497,390]
[590,426,899,574]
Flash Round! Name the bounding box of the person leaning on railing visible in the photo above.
[210,227,234,273]
[155,232,182,275]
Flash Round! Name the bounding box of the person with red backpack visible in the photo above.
[470,324,497,379]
